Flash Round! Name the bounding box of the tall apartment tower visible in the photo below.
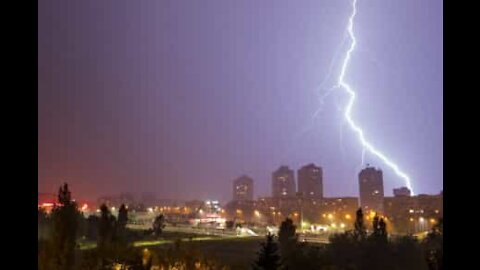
[272,166,295,198]
[233,175,254,201]
[358,166,385,213]
[297,163,323,199]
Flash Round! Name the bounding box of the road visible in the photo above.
[128,223,332,243]
[164,224,331,243]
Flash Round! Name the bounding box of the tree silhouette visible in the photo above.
[97,204,116,251]
[378,218,387,238]
[48,183,80,270]
[117,204,129,241]
[278,218,298,268]
[153,214,166,237]
[38,208,51,240]
[85,215,99,240]
[353,208,366,240]
[372,215,380,235]
[253,233,281,270]
[118,204,128,229]
[57,183,72,205]
[424,218,443,270]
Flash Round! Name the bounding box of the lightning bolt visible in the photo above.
[337,0,414,194]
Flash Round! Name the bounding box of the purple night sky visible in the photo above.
[38,0,443,202]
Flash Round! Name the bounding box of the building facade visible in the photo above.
[384,192,443,233]
[272,166,296,198]
[297,163,323,199]
[393,187,412,197]
[233,175,254,201]
[358,166,385,213]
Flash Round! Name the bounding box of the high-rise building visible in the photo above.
[358,166,384,213]
[393,187,411,197]
[233,175,254,201]
[297,163,323,199]
[384,193,442,234]
[272,166,295,198]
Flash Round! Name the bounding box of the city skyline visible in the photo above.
[39,163,441,204]
[39,0,442,202]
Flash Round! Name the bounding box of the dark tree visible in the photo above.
[378,218,387,238]
[392,236,429,270]
[328,231,361,269]
[117,204,129,241]
[38,208,51,240]
[84,215,99,240]
[423,218,443,270]
[118,204,128,230]
[278,218,298,267]
[253,233,281,270]
[153,214,166,237]
[353,208,366,240]
[97,204,116,251]
[372,215,380,235]
[58,183,72,205]
[47,183,80,270]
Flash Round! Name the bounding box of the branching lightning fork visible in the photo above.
[338,0,414,194]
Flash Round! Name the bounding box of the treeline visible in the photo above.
[38,183,442,270]
[38,183,228,270]
[253,208,443,270]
